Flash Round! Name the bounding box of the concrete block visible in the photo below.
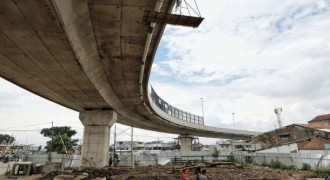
[53,175,75,180]
[43,162,62,174]
[11,162,33,177]
[17,174,42,180]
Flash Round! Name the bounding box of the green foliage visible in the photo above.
[261,161,268,167]
[228,155,235,162]
[301,163,311,171]
[171,144,180,150]
[269,160,281,169]
[40,126,79,154]
[268,160,294,170]
[226,156,251,168]
[313,165,330,178]
[234,160,251,168]
[0,134,15,144]
[212,149,220,158]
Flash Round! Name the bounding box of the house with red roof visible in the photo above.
[308,114,330,126]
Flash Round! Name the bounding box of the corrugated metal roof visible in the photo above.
[310,114,330,122]
[302,124,330,130]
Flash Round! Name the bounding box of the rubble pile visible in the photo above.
[186,165,313,180]
[27,164,314,180]
[40,167,132,180]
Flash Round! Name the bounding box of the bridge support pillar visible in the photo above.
[178,134,194,152]
[79,110,117,169]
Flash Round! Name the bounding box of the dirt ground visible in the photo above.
[26,164,316,180]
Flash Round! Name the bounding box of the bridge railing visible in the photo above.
[150,86,204,125]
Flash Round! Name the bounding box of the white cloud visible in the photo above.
[150,0,330,140]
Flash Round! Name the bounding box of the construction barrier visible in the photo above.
[21,151,330,169]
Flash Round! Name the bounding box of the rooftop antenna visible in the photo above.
[274,107,283,128]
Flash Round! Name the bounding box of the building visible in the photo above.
[110,141,176,152]
[252,124,330,153]
[192,142,204,151]
[143,141,175,151]
[216,140,252,151]
[308,114,330,125]
[302,124,330,133]
[202,144,216,151]
[114,141,141,151]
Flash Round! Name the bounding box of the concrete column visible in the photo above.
[79,110,117,169]
[178,135,194,152]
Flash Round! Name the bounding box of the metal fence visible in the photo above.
[24,153,80,168]
[150,86,204,125]
[232,151,330,169]
[22,151,330,170]
[115,151,330,169]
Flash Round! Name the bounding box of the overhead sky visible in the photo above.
[1,0,330,146]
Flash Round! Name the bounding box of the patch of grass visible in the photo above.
[268,160,294,170]
[301,163,311,171]
[212,150,220,158]
[261,161,268,167]
[234,160,251,168]
[313,165,330,178]
[228,156,235,162]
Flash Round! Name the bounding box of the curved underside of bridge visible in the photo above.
[0,0,259,140]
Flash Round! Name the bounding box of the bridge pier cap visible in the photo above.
[178,134,194,152]
[79,110,117,169]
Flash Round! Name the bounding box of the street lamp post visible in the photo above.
[232,113,235,129]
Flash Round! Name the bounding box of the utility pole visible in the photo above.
[113,125,116,161]
[131,126,135,169]
[48,121,54,162]
[232,113,235,129]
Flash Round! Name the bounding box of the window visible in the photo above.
[279,134,291,139]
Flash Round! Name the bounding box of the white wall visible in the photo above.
[258,143,298,153]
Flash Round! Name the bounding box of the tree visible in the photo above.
[40,126,79,154]
[171,144,180,150]
[0,134,15,144]
[212,148,220,158]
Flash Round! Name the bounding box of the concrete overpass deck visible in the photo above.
[0,0,259,143]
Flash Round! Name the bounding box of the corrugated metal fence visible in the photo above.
[25,153,80,168]
[24,151,330,169]
[232,152,330,169]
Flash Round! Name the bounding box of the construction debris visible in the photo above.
[206,161,235,167]
[6,164,315,180]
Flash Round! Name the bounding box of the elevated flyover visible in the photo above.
[0,0,259,168]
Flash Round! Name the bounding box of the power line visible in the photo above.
[53,122,84,129]
[2,122,52,130]
[0,130,41,132]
